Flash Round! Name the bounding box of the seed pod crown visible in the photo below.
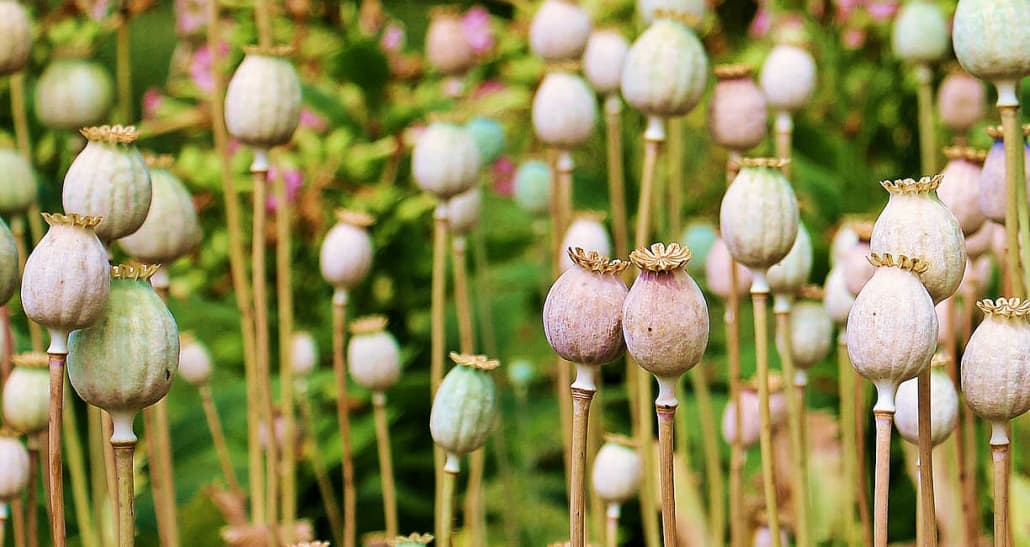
[449,351,500,371]
[866,252,930,273]
[879,174,942,194]
[568,247,629,275]
[976,297,1030,318]
[629,242,692,271]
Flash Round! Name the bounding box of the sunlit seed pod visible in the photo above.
[590,434,642,504]
[788,298,833,369]
[979,125,1030,224]
[448,186,481,237]
[846,254,938,412]
[937,69,985,132]
[178,333,212,386]
[513,160,552,216]
[119,158,201,263]
[961,298,1030,430]
[0,1,31,76]
[823,265,855,324]
[0,431,29,501]
[894,358,958,446]
[891,0,950,64]
[708,64,768,152]
[532,71,598,149]
[224,47,302,148]
[529,0,591,62]
[704,236,753,300]
[620,19,708,118]
[412,122,481,199]
[464,117,505,165]
[767,223,813,296]
[430,353,500,465]
[0,148,36,215]
[760,44,817,114]
[721,375,788,448]
[0,218,16,306]
[347,316,401,392]
[290,331,318,378]
[964,219,995,260]
[319,210,374,293]
[637,0,706,26]
[34,58,114,130]
[719,158,799,271]
[558,212,611,272]
[830,221,860,266]
[952,0,1030,84]
[2,353,50,434]
[425,8,474,75]
[937,146,987,236]
[582,30,629,96]
[544,248,628,366]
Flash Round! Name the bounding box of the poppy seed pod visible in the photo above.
[388,533,435,547]
[0,431,29,501]
[842,237,874,296]
[347,316,402,392]
[543,248,628,370]
[559,212,611,272]
[0,148,36,215]
[789,297,833,370]
[823,265,855,325]
[760,44,817,114]
[532,71,598,149]
[178,333,212,386]
[894,358,958,447]
[767,223,813,298]
[721,376,789,448]
[582,30,629,95]
[62,126,152,244]
[831,222,860,265]
[979,125,1030,224]
[590,434,642,505]
[448,186,481,237]
[224,46,302,148]
[529,0,591,62]
[961,298,1030,443]
[620,20,708,119]
[412,122,481,199]
[870,175,967,304]
[119,158,201,263]
[623,243,709,404]
[465,117,505,165]
[704,237,753,300]
[719,158,800,274]
[21,213,111,353]
[937,147,987,236]
[937,69,985,132]
[34,58,114,130]
[425,8,474,75]
[952,0,1030,103]
[0,1,30,76]
[637,0,706,26]
[319,210,374,294]
[891,0,950,64]
[429,352,500,471]
[68,264,179,443]
[964,218,995,259]
[846,254,938,413]
[708,64,768,152]
[2,353,50,434]
[290,331,318,378]
[0,218,16,305]
[514,160,552,216]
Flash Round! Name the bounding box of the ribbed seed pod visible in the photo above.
[21,213,111,350]
[789,297,833,369]
[937,69,985,132]
[412,122,481,199]
[767,223,813,297]
[760,44,817,114]
[347,315,401,392]
[34,58,114,130]
[425,8,474,75]
[846,254,938,412]
[178,333,212,386]
[224,46,302,149]
[2,353,50,434]
[0,148,36,215]
[532,71,598,149]
[582,30,629,96]
[514,160,552,216]
[823,265,855,324]
[0,218,16,305]
[529,0,591,62]
[870,176,967,304]
[964,218,995,259]
[62,125,152,244]
[979,125,1030,224]
[319,210,374,293]
[961,298,1030,438]
[830,222,859,265]
[0,1,31,76]
[119,158,201,263]
[891,0,950,64]
[721,375,788,448]
[591,434,642,505]
[704,236,753,300]
[621,19,708,118]
[895,358,959,446]
[429,352,500,470]
[0,431,29,501]
[558,212,611,272]
[291,331,318,378]
[937,146,987,236]
[637,0,706,26]
[719,158,799,273]
[464,117,505,165]
[952,0,1030,85]
[448,186,481,237]
[708,64,768,152]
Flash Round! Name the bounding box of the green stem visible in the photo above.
[116,16,132,124]
[915,64,938,175]
[774,304,809,547]
[275,165,297,542]
[751,283,782,547]
[690,366,723,546]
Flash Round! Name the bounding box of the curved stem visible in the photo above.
[372,393,398,538]
[113,442,135,547]
[605,96,628,258]
[992,442,1009,547]
[274,169,297,542]
[837,335,859,547]
[331,296,355,547]
[199,385,241,494]
[657,403,678,547]
[297,387,342,547]
[774,307,809,547]
[751,288,782,547]
[690,365,724,546]
[570,385,595,547]
[917,370,937,546]
[873,410,894,547]
[47,351,65,547]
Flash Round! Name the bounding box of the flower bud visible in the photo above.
[225,47,302,148]
[347,316,401,392]
[319,210,374,293]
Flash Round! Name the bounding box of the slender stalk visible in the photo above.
[471,217,497,358]
[774,112,793,179]
[9,71,43,252]
[9,218,41,352]
[46,349,66,547]
[431,204,448,541]
[331,295,356,547]
[656,402,678,547]
[254,0,273,48]
[856,377,872,545]
[605,504,619,547]
[774,305,809,547]
[837,334,859,547]
[690,365,724,546]
[12,495,23,547]
[274,169,298,542]
[87,406,113,546]
[636,125,663,248]
[371,393,398,538]
[297,386,342,547]
[116,15,132,124]
[726,158,745,547]
[570,365,596,547]
[1,503,6,547]
[198,385,241,494]
[102,416,117,537]
[751,281,782,547]
[962,398,980,544]
[667,117,683,237]
[154,402,177,547]
[141,409,171,546]
[914,65,938,176]
[917,370,937,546]
[555,152,575,490]
[991,440,1009,547]
[26,439,37,547]
[0,308,9,391]
[555,151,574,242]
[605,96,628,258]
[113,442,135,547]
[873,410,894,547]
[999,103,1030,297]
[438,460,459,547]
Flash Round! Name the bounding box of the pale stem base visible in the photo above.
[47,350,66,547]
[331,296,356,547]
[874,410,894,547]
[605,503,620,547]
[372,393,398,538]
[916,369,937,547]
[751,284,782,547]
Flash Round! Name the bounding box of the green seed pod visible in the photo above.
[0,430,29,501]
[719,158,799,274]
[34,58,114,130]
[119,157,201,263]
[620,19,708,118]
[224,46,302,149]
[429,352,500,472]
[0,1,31,76]
[953,0,1030,96]
[1,353,50,434]
[465,117,505,165]
[0,217,17,306]
[514,160,552,216]
[891,0,950,64]
[0,148,36,215]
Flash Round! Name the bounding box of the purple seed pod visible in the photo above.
[708,64,768,153]
[937,146,987,236]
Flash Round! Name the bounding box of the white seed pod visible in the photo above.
[760,44,817,114]
[846,254,938,413]
[721,377,788,448]
[2,354,50,434]
[559,213,611,272]
[430,353,499,469]
[891,0,950,64]
[412,122,481,199]
[119,161,201,263]
[347,316,401,392]
[291,331,318,378]
[0,149,35,215]
[937,70,985,132]
[704,237,753,300]
[952,0,1030,91]
[21,214,111,350]
[964,219,995,260]
[529,0,591,62]
[934,298,963,347]
[830,222,860,265]
[224,47,302,148]
[178,333,212,386]
[767,223,813,297]
[590,435,642,504]
[823,265,855,325]
[448,186,481,236]
[0,218,16,306]
[34,58,114,130]
[979,127,1030,224]
[870,176,967,304]
[894,360,959,447]
[425,9,475,75]
[708,64,768,152]
[0,1,31,76]
[961,298,1030,438]
[532,71,597,149]
[719,158,799,272]
[789,298,833,369]
[637,0,706,26]
[62,126,152,244]
[937,147,987,236]
[319,210,374,293]
[582,30,629,95]
[0,432,29,501]
[620,20,709,118]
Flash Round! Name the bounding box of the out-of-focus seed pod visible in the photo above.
[752,525,791,547]
[823,265,855,325]
[558,212,611,272]
[529,0,591,62]
[0,430,30,501]
[448,187,481,237]
[464,117,505,165]
[708,64,767,153]
[177,333,212,386]
[34,57,114,130]
[290,331,318,378]
[2,353,50,434]
[0,148,36,215]
[721,375,788,448]
[719,158,799,274]
[620,19,708,119]
[760,44,817,114]
[412,122,481,199]
[965,219,995,260]
[702,237,752,301]
[347,316,402,392]
[319,210,374,294]
[532,71,598,149]
[768,223,813,297]
[513,160,552,216]
[788,294,833,370]
[0,1,31,76]
[978,125,1030,224]
[430,352,500,470]
[582,30,629,96]
[952,0,1030,89]
[426,7,475,75]
[637,0,706,26]
[0,218,17,305]
[388,533,434,547]
[937,146,987,236]
[119,156,201,263]
[830,222,860,266]
[224,46,302,149]
[591,434,642,505]
[680,221,716,277]
[937,68,985,133]
[894,357,958,446]
[891,0,950,64]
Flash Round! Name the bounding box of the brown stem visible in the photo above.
[605,96,628,258]
[12,497,24,547]
[605,504,619,547]
[667,116,683,237]
[917,370,937,547]
[774,307,809,547]
[837,335,859,547]
[297,387,342,547]
[372,393,398,538]
[331,297,356,547]
[198,385,241,494]
[873,410,894,547]
[856,376,872,545]
[431,204,448,540]
[726,158,744,547]
[690,365,724,546]
[26,440,37,547]
[657,403,678,547]
[141,408,171,546]
[570,379,595,547]
[1000,105,1025,298]
[47,351,65,547]
[554,153,575,493]
[113,442,135,547]
[774,112,793,180]
[991,441,1009,547]
[274,169,298,542]
[752,287,782,547]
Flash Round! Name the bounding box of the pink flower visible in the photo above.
[472,80,505,100]
[380,22,406,53]
[834,0,862,23]
[142,88,164,120]
[749,6,772,39]
[299,109,328,132]
[461,6,494,55]
[842,27,866,49]
[89,0,110,20]
[265,168,305,212]
[190,42,229,94]
[866,0,898,22]
[175,0,208,36]
[492,156,515,197]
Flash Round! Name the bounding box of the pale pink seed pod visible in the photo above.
[894,361,958,446]
[532,71,597,149]
[964,219,994,260]
[721,378,788,448]
[760,44,817,114]
[0,432,30,501]
[719,159,799,272]
[178,334,212,386]
[119,161,201,263]
[704,237,752,300]
[707,64,768,152]
[224,48,302,148]
[969,256,994,297]
[823,265,855,324]
[937,70,985,132]
[347,316,401,392]
[529,0,591,62]
[291,331,318,378]
[637,0,706,26]
[559,213,611,272]
[768,223,812,297]
[0,219,15,306]
[830,223,859,266]
[789,299,833,369]
[870,176,966,304]
[842,240,874,296]
[319,210,374,293]
[979,127,1030,224]
[0,1,30,76]
[937,147,987,236]
[425,9,475,75]
[543,249,628,367]
[448,186,481,236]
[34,58,114,130]
[412,122,481,199]
[620,20,709,118]
[2,354,50,434]
[752,526,791,547]
[846,254,938,413]
[590,434,642,504]
[582,30,629,95]
[990,219,1007,268]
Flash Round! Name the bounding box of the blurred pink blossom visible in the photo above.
[462,6,494,54]
[266,168,304,212]
[380,22,405,53]
[866,0,898,22]
[190,42,229,94]
[299,109,328,132]
[88,0,109,20]
[842,27,866,49]
[749,6,772,39]
[176,0,208,36]
[142,88,163,120]
[492,156,515,196]
[835,0,862,23]
[472,80,506,99]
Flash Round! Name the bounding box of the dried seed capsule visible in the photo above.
[768,223,813,297]
[119,157,201,263]
[937,146,987,236]
[621,20,708,118]
[412,122,481,199]
[529,0,591,62]
[319,210,374,294]
[34,57,114,130]
[937,69,985,132]
[430,352,500,470]
[830,223,859,266]
[719,158,799,273]
[842,238,874,296]
[290,331,318,378]
[953,0,1030,86]
[703,237,752,300]
[760,44,816,114]
[347,316,401,392]
[513,160,552,216]
[582,30,629,96]
[426,8,474,75]
[708,64,768,152]
[448,187,481,237]
[224,46,302,149]
[788,297,833,370]
[532,71,597,149]
[0,430,29,501]
[0,218,16,306]
[891,0,950,64]
[590,434,642,505]
[0,1,31,76]
[0,148,36,215]
[894,358,958,447]
[177,333,212,386]
[979,125,1030,224]
[2,353,50,434]
[558,213,611,272]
